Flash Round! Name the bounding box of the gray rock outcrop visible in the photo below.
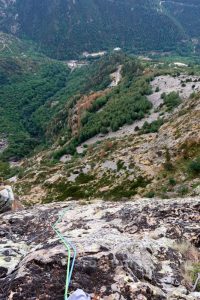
[0,197,200,299]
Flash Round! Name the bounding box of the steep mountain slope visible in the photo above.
[163,0,200,39]
[0,51,127,160]
[0,0,189,59]
[0,3,200,299]
[13,83,200,204]
[1,47,200,201]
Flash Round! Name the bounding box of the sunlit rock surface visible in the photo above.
[0,197,200,299]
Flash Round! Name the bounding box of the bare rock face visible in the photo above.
[0,197,200,300]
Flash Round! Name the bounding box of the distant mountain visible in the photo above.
[163,0,200,38]
[1,0,198,59]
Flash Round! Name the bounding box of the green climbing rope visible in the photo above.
[52,208,73,300]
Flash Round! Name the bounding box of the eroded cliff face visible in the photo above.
[0,198,200,299]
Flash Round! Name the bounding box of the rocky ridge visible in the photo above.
[0,197,200,299]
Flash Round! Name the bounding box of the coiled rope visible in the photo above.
[51,207,77,300]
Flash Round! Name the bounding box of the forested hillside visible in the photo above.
[0,0,190,59]
[0,50,128,160]
[0,3,200,298]
[0,0,199,201]
[163,1,200,39]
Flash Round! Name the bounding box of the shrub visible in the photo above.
[106,176,150,199]
[163,148,174,171]
[135,126,140,131]
[103,141,114,152]
[117,160,125,171]
[174,241,200,291]
[161,92,166,99]
[140,119,164,134]
[169,177,176,186]
[188,158,200,175]
[52,147,67,161]
[100,127,109,134]
[162,91,182,111]
[145,191,155,198]
[75,173,95,184]
[0,160,22,180]
[53,182,88,201]
[178,185,189,196]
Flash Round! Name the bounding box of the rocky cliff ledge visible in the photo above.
[0,197,200,300]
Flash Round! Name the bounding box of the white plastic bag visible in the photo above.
[68,289,91,300]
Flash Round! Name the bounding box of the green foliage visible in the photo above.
[188,157,200,175]
[52,147,67,161]
[77,72,153,145]
[56,185,86,201]
[190,263,200,292]
[0,60,70,159]
[140,119,164,134]
[49,181,91,202]
[164,1,200,48]
[178,185,189,196]
[0,160,22,180]
[10,0,187,59]
[75,173,95,184]
[0,53,124,159]
[163,148,174,171]
[168,177,177,186]
[145,191,155,198]
[2,134,39,160]
[117,160,125,172]
[105,176,150,200]
[162,91,182,111]
[0,33,41,59]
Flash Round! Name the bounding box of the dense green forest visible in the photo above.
[78,75,152,143]
[51,57,154,157]
[0,53,127,159]
[0,59,70,158]
[163,0,200,38]
[0,0,192,59]
[0,51,155,160]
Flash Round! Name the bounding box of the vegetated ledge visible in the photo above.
[0,197,200,300]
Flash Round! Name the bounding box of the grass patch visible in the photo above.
[184,262,200,292]
[173,241,200,291]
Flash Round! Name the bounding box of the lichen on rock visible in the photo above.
[0,197,199,299]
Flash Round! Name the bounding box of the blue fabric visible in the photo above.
[68,289,91,300]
